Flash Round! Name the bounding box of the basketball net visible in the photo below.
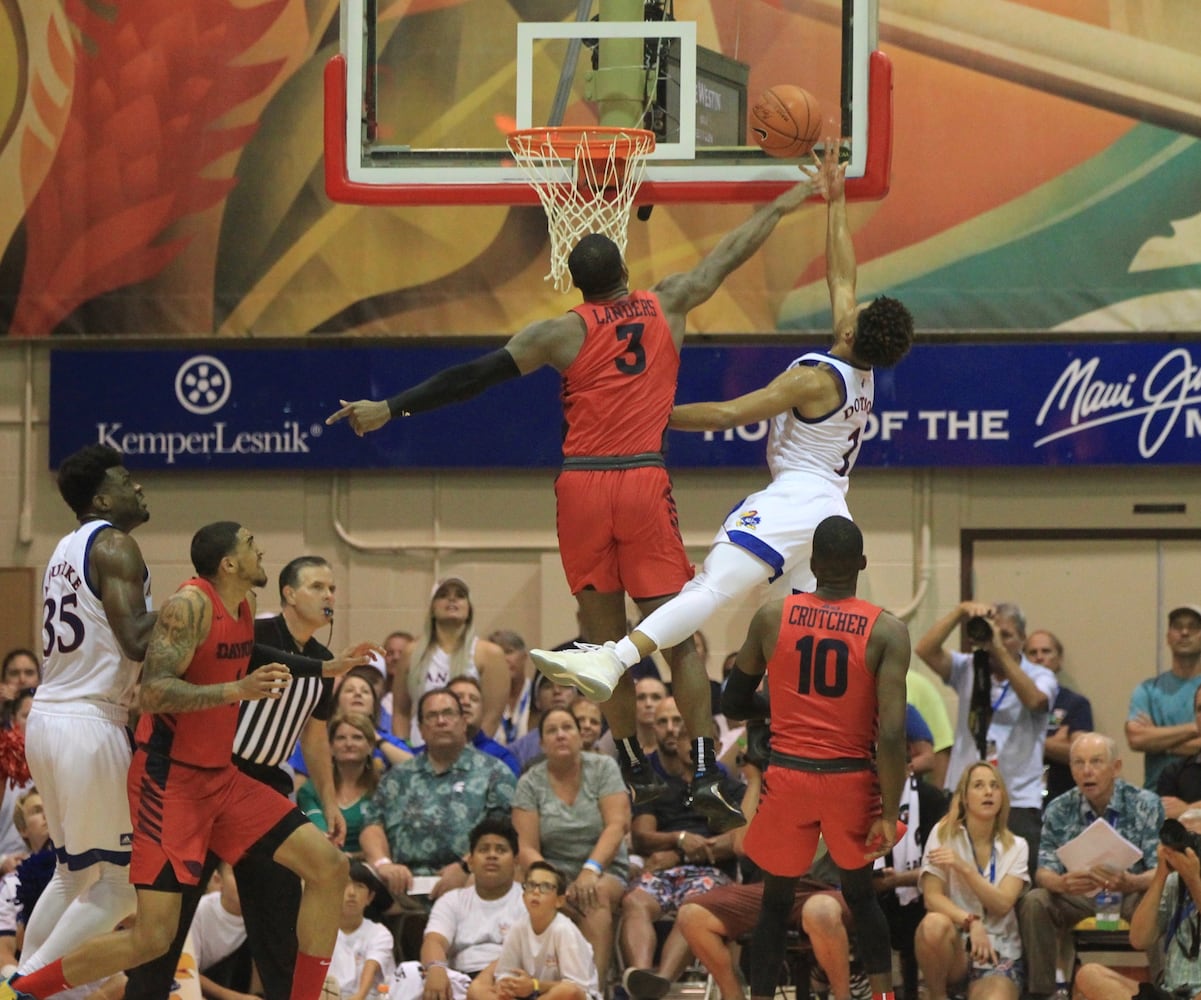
[507,127,655,292]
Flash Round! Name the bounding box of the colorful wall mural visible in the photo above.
[1,0,1198,338]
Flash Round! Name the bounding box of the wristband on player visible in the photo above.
[372,857,393,869]
[582,859,604,877]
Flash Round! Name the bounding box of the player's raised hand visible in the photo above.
[326,398,391,436]
[816,136,847,200]
[238,662,291,701]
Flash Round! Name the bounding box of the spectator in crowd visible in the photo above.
[1074,808,1201,1000]
[393,580,508,747]
[915,600,1056,859]
[592,675,667,760]
[1127,604,1201,791]
[915,762,1029,1000]
[512,708,629,994]
[905,668,954,788]
[673,762,859,1000]
[491,861,601,1000]
[327,861,396,1000]
[904,704,937,781]
[298,711,381,855]
[0,688,35,871]
[1018,733,1163,1000]
[1024,629,1094,805]
[0,788,53,977]
[292,670,411,783]
[1158,683,1201,819]
[875,768,948,1000]
[381,631,415,718]
[391,817,525,1000]
[508,674,578,772]
[448,677,520,777]
[619,697,744,996]
[570,701,605,754]
[189,863,252,1000]
[0,653,39,705]
[488,631,535,747]
[361,689,516,903]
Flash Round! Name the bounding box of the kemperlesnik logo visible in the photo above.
[90,353,321,465]
[175,355,232,415]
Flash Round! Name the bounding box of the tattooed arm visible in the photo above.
[139,586,291,714]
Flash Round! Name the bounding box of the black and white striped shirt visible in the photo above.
[236,616,334,787]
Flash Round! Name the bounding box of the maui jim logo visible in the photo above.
[1034,348,1201,458]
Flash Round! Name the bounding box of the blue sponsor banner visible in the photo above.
[49,342,1201,470]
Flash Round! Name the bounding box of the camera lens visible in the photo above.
[965,615,992,645]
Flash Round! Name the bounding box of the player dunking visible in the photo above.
[722,515,910,1000]
[4,522,348,1000]
[531,141,914,726]
[20,445,155,977]
[326,174,821,831]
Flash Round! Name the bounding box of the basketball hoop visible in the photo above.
[507,127,656,292]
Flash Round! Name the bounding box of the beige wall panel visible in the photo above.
[973,538,1161,788]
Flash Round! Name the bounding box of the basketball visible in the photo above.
[749,85,823,158]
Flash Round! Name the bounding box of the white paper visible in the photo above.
[410,875,439,896]
[1055,818,1143,873]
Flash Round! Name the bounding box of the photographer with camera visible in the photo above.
[915,600,1057,861]
[1074,811,1201,1000]
[1018,733,1164,1000]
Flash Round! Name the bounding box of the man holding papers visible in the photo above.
[1018,733,1164,1000]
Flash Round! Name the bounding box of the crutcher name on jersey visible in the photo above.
[787,604,870,636]
[586,298,660,325]
[216,640,255,660]
[47,560,84,590]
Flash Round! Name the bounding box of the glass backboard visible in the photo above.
[325,0,892,205]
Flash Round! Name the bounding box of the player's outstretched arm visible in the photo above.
[140,588,290,713]
[325,316,580,435]
[669,363,840,432]
[654,168,822,316]
[821,139,858,337]
[325,348,524,435]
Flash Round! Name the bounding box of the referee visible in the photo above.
[125,555,372,1000]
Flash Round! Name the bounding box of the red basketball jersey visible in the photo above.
[562,291,678,456]
[766,593,883,760]
[135,577,254,768]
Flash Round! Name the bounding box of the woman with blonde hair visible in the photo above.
[297,710,381,855]
[392,578,508,746]
[915,761,1029,1000]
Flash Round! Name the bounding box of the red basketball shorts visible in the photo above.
[742,766,882,876]
[127,750,298,887]
[555,466,694,599]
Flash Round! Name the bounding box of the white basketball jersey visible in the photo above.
[40,520,151,708]
[765,352,874,490]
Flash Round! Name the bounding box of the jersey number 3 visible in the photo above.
[43,593,86,656]
[795,635,849,697]
[614,323,645,375]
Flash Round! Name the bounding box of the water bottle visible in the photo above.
[1095,889,1122,930]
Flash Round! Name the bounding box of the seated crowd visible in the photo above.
[1,599,1197,1000]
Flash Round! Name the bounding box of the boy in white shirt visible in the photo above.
[489,862,600,1000]
[327,862,396,1000]
[392,817,525,1000]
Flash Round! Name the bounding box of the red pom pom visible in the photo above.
[0,728,31,788]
